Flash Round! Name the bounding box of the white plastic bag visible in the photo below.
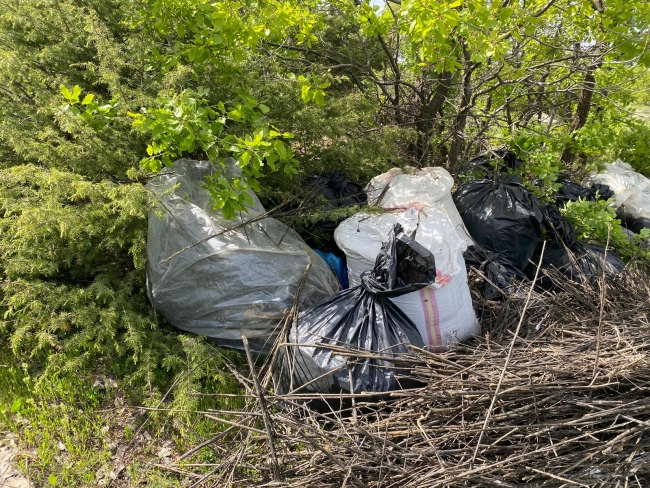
[335,167,480,349]
[146,159,340,351]
[583,160,650,220]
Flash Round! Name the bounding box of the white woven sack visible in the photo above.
[335,166,479,349]
[388,254,479,350]
[365,166,473,247]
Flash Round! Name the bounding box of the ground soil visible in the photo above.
[0,433,30,488]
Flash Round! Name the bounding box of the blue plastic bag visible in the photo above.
[314,250,349,289]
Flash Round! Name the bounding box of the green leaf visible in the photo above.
[274,140,287,159]
[300,84,310,103]
[48,474,57,485]
[81,94,95,105]
[239,151,251,165]
[60,85,72,101]
[259,104,270,114]
[241,191,254,207]
[313,90,325,107]
[10,398,22,413]
[499,7,513,22]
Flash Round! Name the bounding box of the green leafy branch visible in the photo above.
[561,199,650,263]
[60,85,298,220]
[59,85,117,131]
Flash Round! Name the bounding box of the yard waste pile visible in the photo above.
[146,159,339,352]
[275,224,434,396]
[172,261,650,487]
[335,167,480,350]
[584,159,650,233]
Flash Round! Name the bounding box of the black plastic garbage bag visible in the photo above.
[617,206,650,235]
[630,218,650,234]
[555,180,614,206]
[309,171,367,232]
[453,175,545,271]
[463,246,528,300]
[591,183,615,201]
[543,204,576,246]
[525,241,625,291]
[467,148,523,173]
[275,224,435,396]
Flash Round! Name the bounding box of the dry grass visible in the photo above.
[166,264,650,487]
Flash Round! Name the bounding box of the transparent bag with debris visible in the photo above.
[146,159,340,352]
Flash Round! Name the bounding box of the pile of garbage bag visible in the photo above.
[454,152,631,298]
[145,152,642,399]
[275,224,433,396]
[146,159,340,352]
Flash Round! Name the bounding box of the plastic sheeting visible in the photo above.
[453,175,545,271]
[146,159,340,352]
[583,160,650,222]
[275,224,432,396]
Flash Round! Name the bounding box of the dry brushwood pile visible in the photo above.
[172,265,650,487]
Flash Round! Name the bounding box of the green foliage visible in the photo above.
[561,199,650,263]
[614,118,650,177]
[0,0,152,177]
[507,125,564,198]
[0,165,154,377]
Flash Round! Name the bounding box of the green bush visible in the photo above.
[614,118,650,177]
[561,199,650,264]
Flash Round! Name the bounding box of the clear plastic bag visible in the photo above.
[146,159,339,352]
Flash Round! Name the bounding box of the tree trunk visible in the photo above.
[411,70,452,166]
[448,45,474,172]
[560,52,603,165]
